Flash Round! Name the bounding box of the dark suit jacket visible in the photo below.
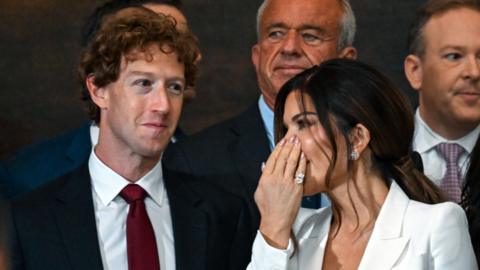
[2,122,187,199]
[9,163,252,270]
[2,123,91,199]
[164,104,271,230]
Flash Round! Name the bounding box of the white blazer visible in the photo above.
[247,181,478,270]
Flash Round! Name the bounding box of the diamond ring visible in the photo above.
[294,172,305,184]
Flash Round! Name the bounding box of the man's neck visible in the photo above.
[94,144,160,183]
[419,107,478,140]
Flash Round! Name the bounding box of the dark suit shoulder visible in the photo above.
[165,168,244,206]
[3,123,91,198]
[185,103,262,143]
[164,104,265,173]
[11,164,89,207]
[5,123,90,164]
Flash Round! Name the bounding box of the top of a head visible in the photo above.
[81,0,184,48]
[80,6,199,86]
[274,59,414,160]
[407,0,480,56]
[255,0,356,50]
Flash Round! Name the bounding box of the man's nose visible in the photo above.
[150,87,171,113]
[280,31,302,56]
[463,55,480,81]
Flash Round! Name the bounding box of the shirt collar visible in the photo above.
[88,148,165,208]
[258,95,275,150]
[413,108,480,154]
[90,123,99,146]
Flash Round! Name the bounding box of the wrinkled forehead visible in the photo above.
[259,0,343,34]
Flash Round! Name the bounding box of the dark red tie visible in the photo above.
[120,184,160,270]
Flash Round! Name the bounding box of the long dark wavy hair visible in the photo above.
[274,59,446,230]
[462,137,480,263]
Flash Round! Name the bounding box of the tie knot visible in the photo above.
[435,142,465,163]
[120,184,147,203]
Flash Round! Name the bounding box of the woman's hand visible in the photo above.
[254,135,306,249]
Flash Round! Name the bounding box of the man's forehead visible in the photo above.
[260,0,343,31]
[422,7,480,47]
[120,45,183,71]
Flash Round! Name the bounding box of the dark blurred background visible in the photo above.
[0,0,420,159]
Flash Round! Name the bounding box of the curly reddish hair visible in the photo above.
[78,6,200,124]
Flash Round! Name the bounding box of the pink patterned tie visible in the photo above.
[120,184,160,270]
[435,143,465,203]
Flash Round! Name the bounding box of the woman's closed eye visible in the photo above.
[295,117,316,131]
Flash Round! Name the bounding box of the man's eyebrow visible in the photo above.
[126,71,155,76]
[299,24,327,34]
[438,45,466,52]
[265,23,327,34]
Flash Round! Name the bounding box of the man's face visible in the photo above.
[252,0,355,108]
[96,45,185,159]
[409,7,480,138]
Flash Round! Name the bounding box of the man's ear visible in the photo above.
[404,54,423,91]
[338,46,357,59]
[86,75,108,109]
[349,123,371,156]
[251,44,260,71]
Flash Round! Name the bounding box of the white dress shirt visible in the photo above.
[88,150,175,270]
[247,181,478,270]
[413,109,480,185]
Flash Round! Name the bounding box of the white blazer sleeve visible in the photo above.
[430,203,478,269]
[246,231,294,270]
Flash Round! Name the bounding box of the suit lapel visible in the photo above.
[164,167,208,270]
[53,164,104,270]
[358,181,411,270]
[229,105,270,196]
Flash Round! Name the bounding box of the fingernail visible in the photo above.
[278,138,286,146]
[289,135,296,144]
[261,162,266,171]
[301,152,305,159]
[294,136,299,144]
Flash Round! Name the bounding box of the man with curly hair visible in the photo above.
[1,0,192,199]
[8,7,252,270]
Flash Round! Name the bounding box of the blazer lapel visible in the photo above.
[295,208,333,269]
[164,167,208,270]
[53,164,104,270]
[229,105,270,196]
[358,181,411,270]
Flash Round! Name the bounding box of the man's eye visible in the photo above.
[167,83,185,95]
[267,31,284,40]
[134,79,153,88]
[444,53,462,61]
[302,33,319,43]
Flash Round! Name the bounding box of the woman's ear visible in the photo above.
[86,74,108,109]
[348,123,371,157]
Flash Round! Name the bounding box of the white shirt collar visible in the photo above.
[258,95,275,150]
[90,123,99,145]
[413,109,480,154]
[88,149,165,208]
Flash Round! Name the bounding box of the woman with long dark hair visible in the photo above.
[247,59,477,269]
